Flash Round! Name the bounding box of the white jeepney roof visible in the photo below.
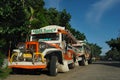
[31,25,65,34]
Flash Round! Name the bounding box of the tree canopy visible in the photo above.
[105,37,120,60]
[88,43,102,57]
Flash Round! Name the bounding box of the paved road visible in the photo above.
[4,61,120,80]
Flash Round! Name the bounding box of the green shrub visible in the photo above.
[0,68,12,79]
[0,52,4,67]
[0,52,11,79]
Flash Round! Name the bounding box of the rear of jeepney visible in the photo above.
[72,44,85,56]
[72,43,92,64]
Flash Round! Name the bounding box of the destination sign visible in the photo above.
[31,28,57,34]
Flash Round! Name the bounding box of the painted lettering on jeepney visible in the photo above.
[32,28,57,34]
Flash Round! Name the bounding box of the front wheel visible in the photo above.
[49,56,58,76]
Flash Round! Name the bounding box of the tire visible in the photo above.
[68,63,75,69]
[68,54,76,69]
[78,56,87,66]
[88,58,92,64]
[49,56,58,76]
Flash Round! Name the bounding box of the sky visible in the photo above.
[44,0,120,55]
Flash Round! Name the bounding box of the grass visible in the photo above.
[0,51,11,79]
[0,67,12,79]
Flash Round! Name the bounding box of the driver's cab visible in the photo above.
[30,25,77,53]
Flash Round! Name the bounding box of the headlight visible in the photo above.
[17,42,25,50]
[40,44,46,49]
[39,42,47,52]
[39,42,55,52]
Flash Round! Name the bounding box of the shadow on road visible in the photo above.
[102,62,120,68]
[93,61,120,68]
[10,68,50,76]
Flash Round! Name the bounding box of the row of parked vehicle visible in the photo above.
[8,25,92,76]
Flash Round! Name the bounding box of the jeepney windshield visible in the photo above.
[74,46,83,51]
[31,33,59,41]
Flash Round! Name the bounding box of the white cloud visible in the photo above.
[86,0,120,23]
[45,0,62,10]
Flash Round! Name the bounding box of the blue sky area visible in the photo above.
[44,0,120,55]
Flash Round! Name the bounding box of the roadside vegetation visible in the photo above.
[0,67,11,79]
[105,37,120,61]
[0,52,11,79]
